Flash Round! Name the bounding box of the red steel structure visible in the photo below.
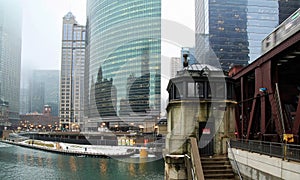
[230,30,300,143]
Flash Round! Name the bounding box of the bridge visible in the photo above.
[164,20,300,179]
[230,25,300,143]
[221,21,300,180]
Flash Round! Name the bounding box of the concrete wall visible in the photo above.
[228,147,300,180]
[165,101,236,155]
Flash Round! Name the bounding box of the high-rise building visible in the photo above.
[170,57,181,79]
[279,0,300,24]
[60,12,86,131]
[20,87,30,114]
[0,0,22,123]
[181,47,197,66]
[85,0,161,132]
[195,0,300,70]
[28,70,59,116]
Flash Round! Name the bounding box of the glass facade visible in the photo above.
[0,0,22,122]
[60,12,86,131]
[195,0,300,70]
[85,0,161,131]
[279,0,300,24]
[247,0,279,61]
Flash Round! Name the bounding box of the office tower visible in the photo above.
[279,0,300,24]
[20,87,30,114]
[181,47,197,66]
[0,0,22,123]
[195,0,300,70]
[28,70,59,116]
[60,12,86,131]
[170,57,181,79]
[85,0,161,131]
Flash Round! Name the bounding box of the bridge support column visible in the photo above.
[164,155,187,180]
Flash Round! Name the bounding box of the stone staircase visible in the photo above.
[201,155,236,180]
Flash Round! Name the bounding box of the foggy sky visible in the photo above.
[20,0,195,86]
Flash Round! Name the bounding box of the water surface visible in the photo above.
[0,142,164,180]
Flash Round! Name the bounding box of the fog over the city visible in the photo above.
[21,0,87,86]
[21,0,195,87]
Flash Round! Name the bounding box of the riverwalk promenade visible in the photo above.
[0,139,137,158]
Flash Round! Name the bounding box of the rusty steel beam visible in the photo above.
[241,77,244,137]
[234,105,241,139]
[244,61,282,139]
[269,95,283,136]
[261,95,266,134]
[246,98,257,139]
[293,94,300,135]
[260,62,272,135]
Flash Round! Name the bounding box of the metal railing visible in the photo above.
[286,144,300,162]
[227,140,242,180]
[230,139,300,162]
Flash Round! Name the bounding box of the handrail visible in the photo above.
[190,137,205,180]
[227,140,243,180]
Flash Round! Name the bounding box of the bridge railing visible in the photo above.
[230,139,300,162]
[286,144,300,162]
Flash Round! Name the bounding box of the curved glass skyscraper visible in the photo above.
[85,0,161,131]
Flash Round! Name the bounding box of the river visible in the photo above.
[0,142,164,180]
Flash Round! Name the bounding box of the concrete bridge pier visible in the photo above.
[164,154,187,180]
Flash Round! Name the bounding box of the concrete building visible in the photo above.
[59,12,86,131]
[19,87,30,115]
[170,57,181,79]
[0,0,22,123]
[84,0,161,132]
[164,62,236,179]
[195,0,300,70]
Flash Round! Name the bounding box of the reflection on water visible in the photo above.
[99,159,107,174]
[69,156,77,172]
[0,142,164,180]
[129,163,135,177]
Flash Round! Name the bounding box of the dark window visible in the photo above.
[207,82,212,98]
[175,82,183,99]
[197,82,205,98]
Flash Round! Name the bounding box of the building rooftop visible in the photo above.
[186,63,222,71]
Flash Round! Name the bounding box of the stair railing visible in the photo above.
[189,137,205,180]
[227,140,243,180]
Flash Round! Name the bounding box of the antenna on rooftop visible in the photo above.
[183,54,189,68]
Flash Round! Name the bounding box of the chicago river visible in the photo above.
[0,142,164,180]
